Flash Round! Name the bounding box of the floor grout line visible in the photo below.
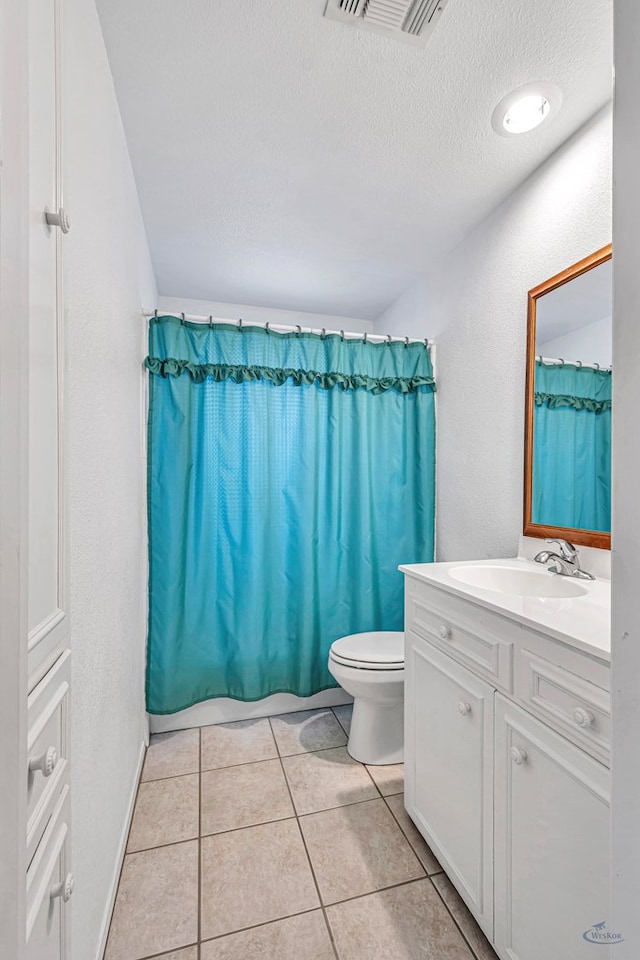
[102,743,147,954]
[380,793,441,878]
[330,704,353,736]
[428,873,497,960]
[276,747,342,960]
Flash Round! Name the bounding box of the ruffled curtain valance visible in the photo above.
[145,316,436,395]
[534,360,611,413]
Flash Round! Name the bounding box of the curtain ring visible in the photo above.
[265,322,270,334]
[296,324,302,336]
[559,358,565,366]
[180,312,186,325]
[321,328,326,339]
[154,308,158,319]
[340,330,344,341]
[386,334,392,345]
[208,315,213,328]
[424,338,429,349]
[363,332,368,344]
[594,362,600,370]
[405,336,409,348]
[237,318,243,329]
[576,360,583,368]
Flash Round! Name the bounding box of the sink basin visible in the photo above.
[447,565,588,599]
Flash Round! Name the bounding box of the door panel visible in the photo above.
[405,635,494,937]
[27,0,67,682]
[494,694,610,960]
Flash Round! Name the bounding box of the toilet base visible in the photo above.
[347,697,404,765]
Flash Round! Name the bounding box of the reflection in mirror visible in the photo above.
[524,246,612,548]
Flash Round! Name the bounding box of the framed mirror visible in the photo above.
[524,244,612,550]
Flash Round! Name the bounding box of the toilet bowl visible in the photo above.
[328,631,404,765]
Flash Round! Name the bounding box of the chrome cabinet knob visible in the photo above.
[458,701,471,717]
[50,873,74,903]
[573,707,595,728]
[45,207,71,234]
[439,624,451,640]
[510,746,528,765]
[29,745,58,778]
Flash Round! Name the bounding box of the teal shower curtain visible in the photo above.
[532,361,611,532]
[145,316,436,714]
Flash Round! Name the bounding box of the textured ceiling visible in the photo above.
[96,0,612,320]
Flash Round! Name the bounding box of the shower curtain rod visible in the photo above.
[144,310,434,347]
[536,355,612,372]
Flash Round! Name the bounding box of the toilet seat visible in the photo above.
[329,631,404,671]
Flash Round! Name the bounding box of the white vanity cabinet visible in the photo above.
[403,566,611,960]
[494,695,610,960]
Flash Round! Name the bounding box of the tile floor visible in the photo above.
[104,706,498,960]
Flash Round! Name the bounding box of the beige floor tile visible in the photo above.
[201,718,277,770]
[200,818,319,939]
[300,798,424,905]
[104,840,198,960]
[201,759,294,835]
[127,774,199,852]
[200,911,335,960]
[282,746,378,815]
[270,708,347,756]
[326,879,475,960]
[332,703,353,735]
[141,729,200,782]
[366,762,404,796]
[385,795,443,875]
[432,873,498,960]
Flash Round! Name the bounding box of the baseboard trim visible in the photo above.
[149,688,353,734]
[96,739,146,960]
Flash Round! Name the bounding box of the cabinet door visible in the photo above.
[494,694,610,960]
[405,635,494,937]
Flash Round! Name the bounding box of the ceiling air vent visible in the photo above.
[327,0,450,46]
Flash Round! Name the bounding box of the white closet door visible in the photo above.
[27,2,71,959]
[28,0,68,685]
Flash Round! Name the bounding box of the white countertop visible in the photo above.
[399,557,611,663]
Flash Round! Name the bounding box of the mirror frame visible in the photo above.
[523,243,613,550]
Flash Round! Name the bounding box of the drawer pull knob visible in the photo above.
[439,624,451,640]
[573,707,595,728]
[458,701,471,717]
[50,873,74,903]
[510,746,528,765]
[29,746,58,778]
[45,207,71,234]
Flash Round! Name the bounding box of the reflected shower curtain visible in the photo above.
[145,316,436,714]
[532,361,611,532]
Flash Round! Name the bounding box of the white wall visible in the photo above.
[157,295,373,334]
[376,105,612,561]
[611,0,640,950]
[538,314,612,366]
[63,2,157,958]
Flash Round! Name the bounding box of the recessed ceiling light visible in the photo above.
[491,82,562,137]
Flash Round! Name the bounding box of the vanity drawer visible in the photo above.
[27,649,70,858]
[515,648,610,765]
[406,580,513,692]
[27,782,72,955]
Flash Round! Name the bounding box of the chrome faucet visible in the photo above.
[533,539,595,580]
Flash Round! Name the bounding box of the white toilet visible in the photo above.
[328,631,404,765]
